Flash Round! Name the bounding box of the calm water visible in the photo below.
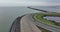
[44,16,60,23]
[0,6,60,32]
[0,7,39,32]
[32,6,60,12]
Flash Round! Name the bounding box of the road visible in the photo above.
[20,15,41,32]
[20,14,60,32]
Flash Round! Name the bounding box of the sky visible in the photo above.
[0,0,60,6]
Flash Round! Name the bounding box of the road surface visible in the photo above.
[20,15,41,32]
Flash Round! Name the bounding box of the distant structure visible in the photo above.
[27,7,48,12]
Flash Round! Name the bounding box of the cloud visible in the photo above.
[0,1,48,6]
[0,0,60,6]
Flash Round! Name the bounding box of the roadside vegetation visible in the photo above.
[33,13,60,29]
[37,26,52,32]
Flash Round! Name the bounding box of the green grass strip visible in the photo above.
[33,13,60,29]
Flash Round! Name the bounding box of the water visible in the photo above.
[0,7,39,32]
[32,6,60,12]
[44,16,60,23]
[0,6,60,32]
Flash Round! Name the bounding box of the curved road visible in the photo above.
[20,14,41,32]
[20,14,60,32]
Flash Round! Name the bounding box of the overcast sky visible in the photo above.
[0,0,60,6]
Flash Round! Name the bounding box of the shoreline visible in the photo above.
[9,15,25,32]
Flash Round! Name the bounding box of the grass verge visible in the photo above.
[33,13,60,29]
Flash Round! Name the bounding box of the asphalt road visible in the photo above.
[20,14,60,32]
[20,15,41,32]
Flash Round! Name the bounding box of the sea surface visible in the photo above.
[0,6,60,32]
[32,6,60,12]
